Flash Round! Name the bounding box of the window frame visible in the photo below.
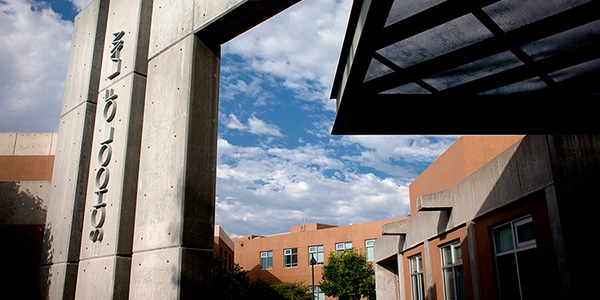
[491,215,538,300]
[260,250,273,270]
[284,247,298,268]
[336,241,352,255]
[409,253,425,300]
[309,245,325,265]
[366,239,375,261]
[440,240,465,300]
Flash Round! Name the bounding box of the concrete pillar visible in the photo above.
[75,0,152,298]
[128,1,220,298]
[40,1,108,298]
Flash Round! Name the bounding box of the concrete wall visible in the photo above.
[375,135,600,300]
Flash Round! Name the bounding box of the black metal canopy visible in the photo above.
[330,0,600,134]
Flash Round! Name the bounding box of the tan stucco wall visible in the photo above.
[408,135,523,214]
[232,218,405,293]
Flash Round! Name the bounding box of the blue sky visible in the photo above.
[0,0,458,237]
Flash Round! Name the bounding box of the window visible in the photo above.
[309,245,324,265]
[260,251,273,270]
[440,241,466,300]
[492,216,539,300]
[366,239,375,261]
[409,254,425,300]
[284,248,298,268]
[312,285,325,300]
[336,242,352,255]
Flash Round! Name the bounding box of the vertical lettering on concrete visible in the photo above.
[108,31,125,80]
[89,32,123,243]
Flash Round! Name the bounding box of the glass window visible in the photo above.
[409,254,425,300]
[312,286,325,300]
[366,239,375,261]
[336,242,352,255]
[492,215,540,300]
[284,248,298,268]
[309,245,324,265]
[440,241,466,300]
[260,250,273,270]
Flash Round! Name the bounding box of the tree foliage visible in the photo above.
[319,249,376,300]
[272,282,312,300]
[209,254,311,300]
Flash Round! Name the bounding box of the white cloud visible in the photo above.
[215,138,412,237]
[247,116,282,136]
[336,135,459,177]
[0,0,73,131]
[69,0,91,12]
[224,113,283,137]
[224,0,352,104]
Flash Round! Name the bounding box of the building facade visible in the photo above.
[375,135,598,300]
[233,218,405,299]
[0,132,56,299]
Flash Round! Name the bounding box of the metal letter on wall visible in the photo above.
[107,31,124,80]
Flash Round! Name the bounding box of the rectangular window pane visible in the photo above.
[443,268,455,300]
[494,224,514,253]
[285,248,298,268]
[496,254,520,300]
[441,242,466,300]
[517,248,542,300]
[454,244,462,262]
[336,242,352,255]
[492,215,538,300]
[366,239,375,261]
[309,245,324,264]
[442,246,452,266]
[261,251,273,270]
[409,254,424,300]
[515,217,535,248]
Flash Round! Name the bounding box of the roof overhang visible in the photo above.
[330,0,600,134]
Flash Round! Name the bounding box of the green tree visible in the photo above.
[319,249,376,300]
[272,282,312,300]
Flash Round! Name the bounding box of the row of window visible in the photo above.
[260,240,375,269]
[408,215,536,300]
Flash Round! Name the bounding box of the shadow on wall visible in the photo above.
[248,264,283,284]
[0,181,49,299]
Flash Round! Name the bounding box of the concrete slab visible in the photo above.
[75,256,131,299]
[134,36,196,252]
[42,102,97,265]
[98,0,152,91]
[129,247,213,299]
[14,133,55,155]
[61,0,108,113]
[0,133,17,155]
[39,262,79,300]
[148,0,194,59]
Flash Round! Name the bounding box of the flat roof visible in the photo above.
[330,0,600,134]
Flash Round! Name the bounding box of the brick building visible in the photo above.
[233,218,405,299]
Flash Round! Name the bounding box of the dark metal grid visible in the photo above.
[330,0,600,134]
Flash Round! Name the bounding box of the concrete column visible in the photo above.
[40,1,108,298]
[128,3,220,297]
[74,0,152,298]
